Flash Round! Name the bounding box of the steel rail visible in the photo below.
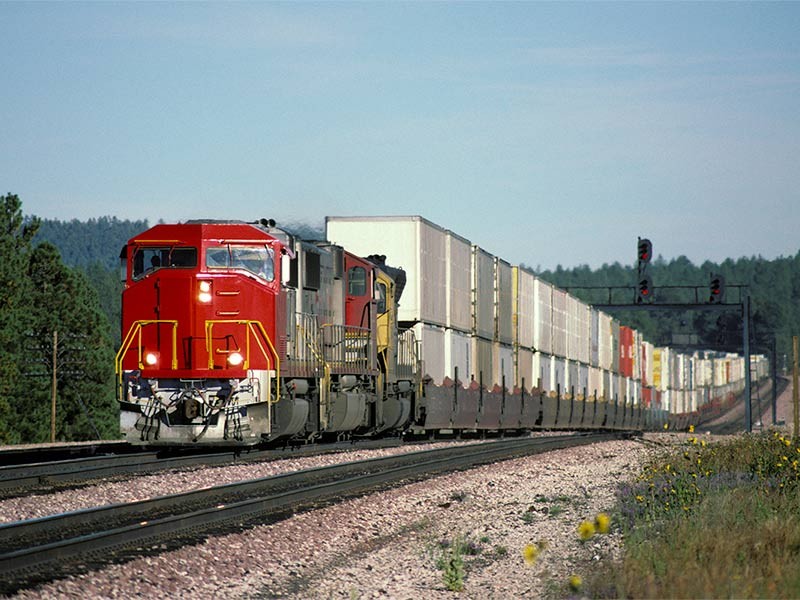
[0,438,409,498]
[0,441,134,467]
[0,431,629,593]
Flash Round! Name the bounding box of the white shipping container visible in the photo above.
[576,363,589,399]
[590,309,600,368]
[472,246,494,340]
[551,288,568,358]
[598,311,614,371]
[565,359,579,397]
[444,328,472,384]
[515,267,536,350]
[578,300,591,364]
[671,353,682,391]
[517,347,534,391]
[446,231,472,333]
[566,295,589,363]
[411,322,446,385]
[713,358,726,386]
[701,358,713,387]
[551,356,567,396]
[588,366,603,399]
[494,342,514,391]
[533,278,553,354]
[632,330,642,382]
[495,258,514,344]
[641,341,654,386]
[533,352,553,392]
[326,216,447,326]
[472,336,494,388]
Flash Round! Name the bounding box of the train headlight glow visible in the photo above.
[228,352,244,366]
[198,280,212,303]
[144,352,159,366]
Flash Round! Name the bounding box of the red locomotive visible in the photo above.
[116,219,416,446]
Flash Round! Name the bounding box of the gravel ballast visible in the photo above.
[5,435,676,599]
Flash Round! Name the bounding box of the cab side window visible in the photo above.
[375,282,387,314]
[348,266,367,296]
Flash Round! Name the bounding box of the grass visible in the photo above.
[585,431,800,599]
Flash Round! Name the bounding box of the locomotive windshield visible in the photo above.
[132,246,197,279]
[206,245,275,281]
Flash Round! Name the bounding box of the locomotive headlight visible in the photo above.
[144,352,159,367]
[228,352,244,366]
[198,280,212,303]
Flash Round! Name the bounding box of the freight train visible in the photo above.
[116,216,767,446]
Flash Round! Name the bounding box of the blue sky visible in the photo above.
[2,2,798,270]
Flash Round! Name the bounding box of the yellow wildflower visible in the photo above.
[663,423,669,430]
[595,512,611,534]
[578,520,596,540]
[635,494,645,502]
[522,543,540,566]
[569,575,583,592]
[689,437,698,445]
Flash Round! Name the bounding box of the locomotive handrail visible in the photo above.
[115,320,179,389]
[296,320,331,424]
[320,323,375,372]
[204,320,281,403]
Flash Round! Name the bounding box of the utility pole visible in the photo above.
[793,336,798,439]
[743,295,751,432]
[51,330,57,443]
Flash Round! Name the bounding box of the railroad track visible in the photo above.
[0,438,407,499]
[0,431,633,594]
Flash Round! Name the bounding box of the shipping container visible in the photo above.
[576,363,590,400]
[551,288,568,358]
[567,295,591,364]
[444,328,472,384]
[326,216,447,326]
[551,356,567,397]
[472,246,494,340]
[514,266,536,350]
[588,366,604,400]
[472,336,494,388]
[411,322,446,385]
[494,342,514,391]
[590,309,600,368]
[533,352,553,393]
[641,341,654,386]
[517,347,535,391]
[533,278,553,354]
[565,359,579,398]
[619,326,634,379]
[495,258,514,344]
[445,231,472,333]
[611,320,621,374]
[632,329,642,382]
[598,311,614,371]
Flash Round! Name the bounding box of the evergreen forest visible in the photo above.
[0,193,798,444]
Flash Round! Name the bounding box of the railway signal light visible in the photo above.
[709,274,725,304]
[636,275,653,304]
[637,238,652,265]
